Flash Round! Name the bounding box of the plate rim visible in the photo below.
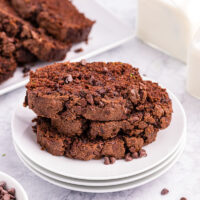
[14,138,185,193]
[14,133,185,187]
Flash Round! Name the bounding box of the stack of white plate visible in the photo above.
[12,89,186,193]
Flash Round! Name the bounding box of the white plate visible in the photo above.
[12,89,187,180]
[14,139,185,193]
[0,0,134,96]
[14,133,185,187]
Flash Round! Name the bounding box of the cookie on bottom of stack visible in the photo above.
[25,61,173,164]
[35,117,149,163]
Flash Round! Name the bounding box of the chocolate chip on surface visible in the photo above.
[180,198,187,200]
[161,188,169,195]
[74,48,83,53]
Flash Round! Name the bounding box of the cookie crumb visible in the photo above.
[161,188,169,195]
[22,66,30,77]
[180,198,187,200]
[22,66,30,74]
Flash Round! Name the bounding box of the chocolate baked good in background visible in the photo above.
[0,0,94,84]
[10,0,95,43]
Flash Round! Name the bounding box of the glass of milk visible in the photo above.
[136,0,200,63]
[186,28,200,99]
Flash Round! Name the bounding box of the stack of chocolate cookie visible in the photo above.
[24,62,173,164]
[0,0,94,84]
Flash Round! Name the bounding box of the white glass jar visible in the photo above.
[136,0,200,63]
[186,28,200,99]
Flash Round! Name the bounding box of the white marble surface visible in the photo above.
[0,0,199,199]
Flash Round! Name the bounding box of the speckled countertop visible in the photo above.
[0,0,199,199]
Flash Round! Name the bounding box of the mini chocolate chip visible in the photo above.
[3,194,11,200]
[2,189,8,195]
[131,116,140,122]
[139,149,147,157]
[131,89,137,95]
[105,109,111,115]
[79,99,87,107]
[8,188,15,196]
[86,94,94,105]
[98,88,106,95]
[89,75,95,85]
[113,91,119,96]
[129,147,135,153]
[180,198,187,200]
[65,74,73,83]
[132,152,139,159]
[130,88,139,104]
[139,82,146,89]
[100,127,104,134]
[32,125,37,133]
[0,182,6,188]
[103,67,108,72]
[9,194,15,199]
[110,157,116,164]
[22,66,30,74]
[81,59,87,65]
[79,90,86,97]
[108,76,115,81]
[125,153,133,161]
[94,80,103,86]
[74,48,83,53]
[104,157,110,165]
[161,188,169,195]
[99,101,104,108]
[74,106,82,115]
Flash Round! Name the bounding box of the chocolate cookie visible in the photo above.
[36,117,145,161]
